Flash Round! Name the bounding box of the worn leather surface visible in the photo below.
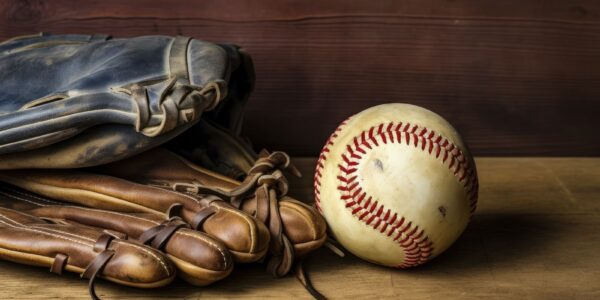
[0,183,233,286]
[0,206,175,288]
[92,147,328,274]
[0,33,252,169]
[0,33,325,297]
[165,118,328,282]
[0,169,270,264]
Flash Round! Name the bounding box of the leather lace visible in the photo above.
[82,233,118,300]
[162,150,325,298]
[139,217,190,249]
[176,151,324,298]
[164,201,218,230]
[171,151,298,276]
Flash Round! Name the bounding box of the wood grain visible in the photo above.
[1,1,599,156]
[0,157,599,299]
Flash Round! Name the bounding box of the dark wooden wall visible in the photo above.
[1,0,599,156]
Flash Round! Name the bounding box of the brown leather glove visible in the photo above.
[165,119,328,299]
[0,182,233,287]
[0,200,176,300]
[0,169,270,268]
[0,33,327,299]
[91,147,327,277]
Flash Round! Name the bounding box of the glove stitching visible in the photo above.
[0,216,93,248]
[35,226,171,276]
[1,188,164,226]
[0,191,48,207]
[3,185,215,272]
[53,205,162,226]
[1,187,61,205]
[23,219,171,275]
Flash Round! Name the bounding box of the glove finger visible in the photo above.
[0,170,270,264]
[0,182,234,286]
[0,206,175,298]
[95,148,327,264]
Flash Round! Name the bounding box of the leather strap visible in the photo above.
[191,206,217,230]
[93,233,114,253]
[265,188,294,277]
[102,229,127,240]
[267,234,294,277]
[131,83,152,132]
[81,250,115,300]
[139,224,164,245]
[243,151,326,297]
[249,151,301,178]
[257,170,288,197]
[166,203,184,219]
[166,151,305,281]
[172,178,257,201]
[254,184,270,223]
[151,222,188,249]
[190,150,300,277]
[138,219,189,250]
[81,234,117,300]
[168,36,191,82]
[296,260,326,300]
[229,173,262,200]
[50,253,68,275]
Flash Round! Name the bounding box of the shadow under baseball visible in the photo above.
[415,212,566,273]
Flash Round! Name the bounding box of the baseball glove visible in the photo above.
[161,117,330,298]
[0,192,177,300]
[0,33,327,299]
[0,146,327,297]
[0,182,235,287]
[0,146,327,272]
[0,33,251,169]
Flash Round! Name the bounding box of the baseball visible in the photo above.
[314,103,478,268]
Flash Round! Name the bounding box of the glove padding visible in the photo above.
[0,183,234,286]
[0,196,176,300]
[0,169,270,267]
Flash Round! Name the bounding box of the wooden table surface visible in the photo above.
[1,157,599,299]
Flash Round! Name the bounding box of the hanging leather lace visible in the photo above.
[49,233,117,300]
[170,151,298,274]
[165,150,327,298]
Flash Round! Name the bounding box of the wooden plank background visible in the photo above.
[1,0,599,156]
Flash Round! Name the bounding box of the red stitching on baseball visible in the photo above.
[314,118,478,267]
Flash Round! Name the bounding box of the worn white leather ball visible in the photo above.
[314,103,478,267]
